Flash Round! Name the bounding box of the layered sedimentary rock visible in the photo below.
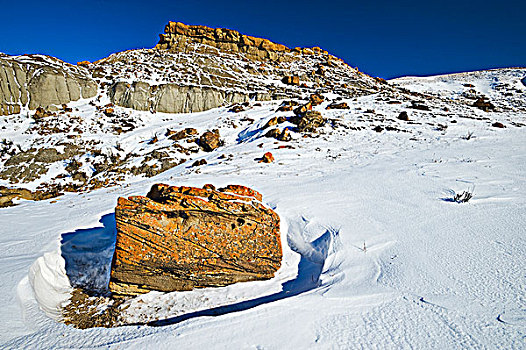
[109,184,282,296]
[0,54,97,112]
[156,21,293,62]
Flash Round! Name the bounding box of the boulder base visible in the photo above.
[109,184,282,296]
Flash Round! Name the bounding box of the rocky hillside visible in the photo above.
[0,22,524,207]
[92,21,385,114]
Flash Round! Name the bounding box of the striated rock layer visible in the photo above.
[109,184,282,296]
[0,54,97,112]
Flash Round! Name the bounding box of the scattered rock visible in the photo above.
[167,127,198,141]
[373,125,384,133]
[397,111,410,121]
[199,129,221,152]
[278,128,291,141]
[296,111,325,132]
[282,76,300,85]
[277,105,294,112]
[277,101,299,113]
[473,98,495,112]
[265,128,281,138]
[410,101,430,111]
[293,102,312,116]
[0,186,61,208]
[192,159,207,167]
[492,122,505,128]
[259,152,275,163]
[109,183,282,295]
[326,102,349,110]
[309,94,325,106]
[264,117,279,129]
[229,105,244,113]
[33,107,53,120]
[277,116,288,123]
[148,135,158,144]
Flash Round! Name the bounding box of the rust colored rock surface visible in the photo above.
[109,184,282,296]
[199,129,221,152]
[259,152,275,163]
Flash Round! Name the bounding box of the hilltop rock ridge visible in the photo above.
[156,21,327,61]
[91,21,384,114]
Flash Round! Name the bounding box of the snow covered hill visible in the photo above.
[0,23,525,349]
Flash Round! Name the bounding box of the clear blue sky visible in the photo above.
[1,0,524,79]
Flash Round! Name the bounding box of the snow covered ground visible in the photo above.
[1,69,525,349]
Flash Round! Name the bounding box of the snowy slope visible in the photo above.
[0,69,525,349]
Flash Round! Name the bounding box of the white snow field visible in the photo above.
[1,69,525,349]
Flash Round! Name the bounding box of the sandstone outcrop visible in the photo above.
[0,54,97,112]
[155,21,291,62]
[109,184,282,296]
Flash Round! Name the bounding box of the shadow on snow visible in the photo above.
[59,212,337,325]
[60,213,117,295]
[149,227,336,327]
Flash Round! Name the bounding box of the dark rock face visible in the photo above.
[397,111,410,121]
[109,184,282,296]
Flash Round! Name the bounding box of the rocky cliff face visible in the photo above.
[109,183,282,296]
[0,54,97,113]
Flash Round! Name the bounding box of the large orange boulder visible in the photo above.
[109,184,282,296]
